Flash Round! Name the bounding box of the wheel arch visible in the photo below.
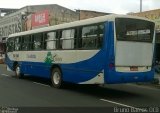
[50,64,62,76]
[50,64,64,88]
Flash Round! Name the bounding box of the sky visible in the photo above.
[0,0,160,14]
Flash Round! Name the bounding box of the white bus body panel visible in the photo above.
[115,41,153,72]
[8,50,99,64]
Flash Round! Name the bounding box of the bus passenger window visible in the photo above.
[21,35,31,51]
[46,32,57,49]
[33,33,43,50]
[15,37,21,51]
[80,24,104,49]
[61,29,75,49]
[97,24,104,48]
[81,25,98,49]
[7,38,15,52]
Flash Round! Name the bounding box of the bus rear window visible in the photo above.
[115,18,155,42]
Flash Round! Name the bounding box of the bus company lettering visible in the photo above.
[27,54,36,59]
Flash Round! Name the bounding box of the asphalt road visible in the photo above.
[0,64,160,112]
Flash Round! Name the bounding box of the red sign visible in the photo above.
[32,10,49,28]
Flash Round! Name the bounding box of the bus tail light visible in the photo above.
[109,63,115,69]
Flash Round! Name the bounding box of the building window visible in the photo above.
[46,32,57,49]
[61,29,75,49]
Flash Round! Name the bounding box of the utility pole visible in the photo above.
[140,0,142,12]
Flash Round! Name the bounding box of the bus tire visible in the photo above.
[51,68,63,88]
[15,64,24,78]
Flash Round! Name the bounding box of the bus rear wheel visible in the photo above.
[51,68,63,88]
[15,64,24,78]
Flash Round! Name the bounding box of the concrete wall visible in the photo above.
[78,10,109,20]
[28,4,79,26]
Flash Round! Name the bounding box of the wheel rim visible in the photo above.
[53,72,60,85]
[16,66,20,76]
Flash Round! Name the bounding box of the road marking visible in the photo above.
[100,98,147,112]
[1,74,10,77]
[33,82,50,87]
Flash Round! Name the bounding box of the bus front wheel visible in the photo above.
[15,64,24,78]
[51,68,63,88]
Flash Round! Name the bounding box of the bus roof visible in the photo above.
[9,14,154,38]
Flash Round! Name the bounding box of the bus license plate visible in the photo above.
[130,66,138,71]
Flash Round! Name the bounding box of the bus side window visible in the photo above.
[21,35,30,51]
[59,31,62,49]
[97,24,104,48]
[14,37,21,51]
[61,29,75,49]
[7,38,14,52]
[46,32,57,50]
[28,35,33,50]
[81,25,98,49]
[33,33,43,50]
[80,24,104,49]
[78,27,82,48]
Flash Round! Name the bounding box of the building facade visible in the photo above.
[77,10,110,20]
[0,5,110,40]
[0,4,79,40]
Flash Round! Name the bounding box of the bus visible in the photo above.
[5,14,155,88]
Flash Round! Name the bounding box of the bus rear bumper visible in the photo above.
[104,70,154,84]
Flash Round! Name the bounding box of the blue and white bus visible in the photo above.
[5,14,155,88]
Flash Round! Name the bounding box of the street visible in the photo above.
[0,64,160,112]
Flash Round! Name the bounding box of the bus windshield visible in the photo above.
[115,18,155,42]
